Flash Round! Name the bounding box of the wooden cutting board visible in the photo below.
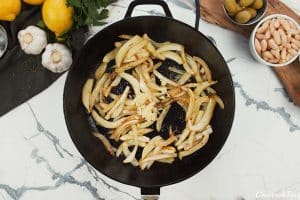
[200,0,300,106]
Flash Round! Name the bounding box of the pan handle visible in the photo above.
[141,187,160,200]
[124,0,173,19]
[125,0,200,32]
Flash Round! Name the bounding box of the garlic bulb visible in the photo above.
[42,43,72,73]
[18,26,47,55]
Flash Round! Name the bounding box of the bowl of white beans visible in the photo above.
[249,14,300,67]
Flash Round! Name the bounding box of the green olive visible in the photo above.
[227,11,236,17]
[243,7,257,18]
[239,0,255,7]
[234,10,252,23]
[236,4,243,12]
[224,0,239,14]
[251,0,264,9]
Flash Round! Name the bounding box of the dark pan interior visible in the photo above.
[63,16,235,188]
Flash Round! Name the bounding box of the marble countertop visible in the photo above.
[1,0,300,199]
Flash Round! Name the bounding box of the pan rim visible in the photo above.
[63,15,236,188]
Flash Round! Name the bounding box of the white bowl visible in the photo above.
[0,25,8,58]
[249,14,300,67]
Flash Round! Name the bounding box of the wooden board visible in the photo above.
[200,0,300,105]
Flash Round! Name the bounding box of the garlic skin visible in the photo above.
[18,26,47,55]
[42,43,72,73]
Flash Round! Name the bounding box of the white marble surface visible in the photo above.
[1,0,300,199]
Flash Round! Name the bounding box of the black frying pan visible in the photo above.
[63,0,235,199]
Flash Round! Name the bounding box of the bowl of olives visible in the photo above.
[223,0,268,25]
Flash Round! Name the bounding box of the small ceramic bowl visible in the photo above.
[249,14,300,67]
[223,0,268,26]
[0,25,8,58]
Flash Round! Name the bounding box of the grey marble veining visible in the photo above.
[0,102,140,200]
[226,57,237,64]
[1,0,300,199]
[25,103,139,200]
[0,149,104,200]
[234,82,300,132]
[27,103,73,158]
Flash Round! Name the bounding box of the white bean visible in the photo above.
[263,51,274,60]
[278,28,286,36]
[287,35,293,44]
[278,28,287,46]
[274,19,281,28]
[291,38,300,48]
[261,39,268,51]
[291,43,299,50]
[270,19,276,33]
[271,49,280,59]
[286,53,292,61]
[256,33,265,40]
[287,29,299,37]
[265,30,271,40]
[280,48,287,60]
[268,39,279,50]
[279,59,287,64]
[288,48,297,56]
[268,58,280,63]
[280,18,290,32]
[273,31,281,45]
[254,38,262,54]
[257,21,270,34]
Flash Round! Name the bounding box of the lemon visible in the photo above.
[42,0,74,37]
[24,0,44,5]
[0,0,21,21]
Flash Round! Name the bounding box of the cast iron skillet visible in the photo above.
[63,0,235,199]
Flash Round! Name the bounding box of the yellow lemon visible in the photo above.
[23,0,44,5]
[0,0,21,21]
[42,0,74,37]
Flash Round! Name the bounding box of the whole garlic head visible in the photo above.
[42,43,72,73]
[18,25,47,55]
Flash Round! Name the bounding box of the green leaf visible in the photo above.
[87,2,99,19]
[82,0,90,9]
[67,0,81,8]
[95,0,110,7]
[37,20,46,29]
[92,20,107,26]
[97,9,109,20]
[84,16,94,25]
[64,0,111,44]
